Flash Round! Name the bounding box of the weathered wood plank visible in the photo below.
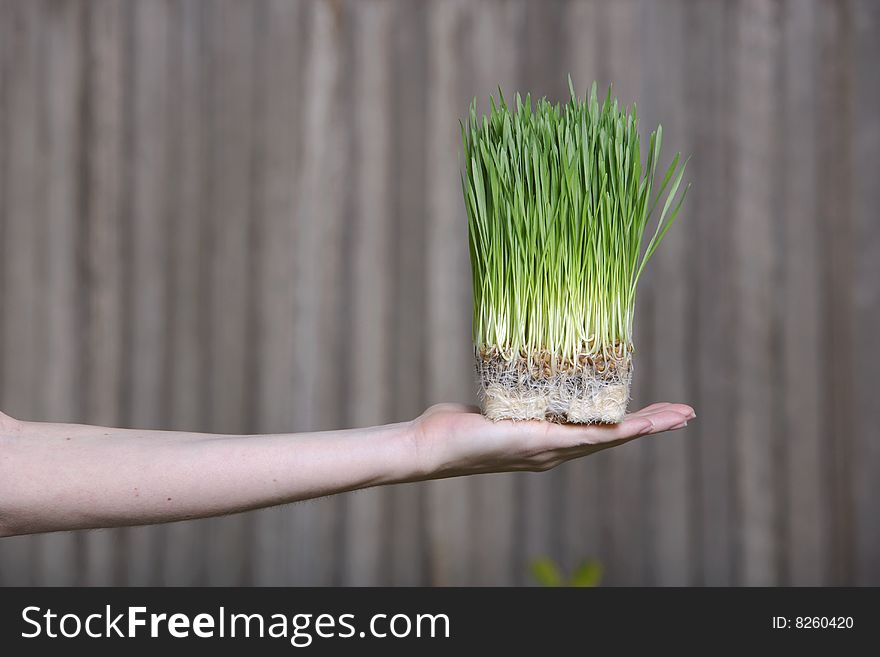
[0,8,5,582]
[250,0,303,587]
[688,0,737,586]
[202,0,257,586]
[0,0,43,586]
[0,0,7,470]
[851,0,879,586]
[424,0,476,586]
[124,0,171,586]
[0,0,6,404]
[35,0,84,586]
[780,0,828,586]
[283,0,347,585]
[523,0,567,102]
[818,0,856,586]
[161,0,210,587]
[79,0,126,586]
[641,0,694,586]
[733,0,782,586]
[388,0,429,586]
[310,0,351,585]
[341,0,394,586]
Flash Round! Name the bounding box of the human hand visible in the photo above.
[411,402,695,478]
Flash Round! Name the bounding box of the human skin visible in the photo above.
[0,402,694,537]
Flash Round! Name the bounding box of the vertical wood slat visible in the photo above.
[780,0,828,586]
[388,0,429,586]
[124,0,171,586]
[202,0,257,586]
[0,0,43,586]
[734,0,782,586]
[425,0,476,585]
[284,0,346,585]
[0,0,6,559]
[0,0,6,414]
[80,0,126,586]
[0,0,5,578]
[161,0,209,587]
[310,0,351,584]
[689,0,736,587]
[343,0,394,586]
[852,0,880,586]
[819,0,856,587]
[35,0,84,586]
[283,0,328,585]
[251,0,303,587]
[468,0,523,586]
[642,0,694,586]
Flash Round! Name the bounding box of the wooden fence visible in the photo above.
[0,0,878,585]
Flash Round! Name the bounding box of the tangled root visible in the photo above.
[475,348,632,424]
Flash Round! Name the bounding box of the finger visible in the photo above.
[423,403,481,417]
[640,408,693,435]
[627,401,675,416]
[579,415,656,444]
[581,408,691,445]
[628,402,695,420]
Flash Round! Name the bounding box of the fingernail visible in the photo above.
[672,420,688,430]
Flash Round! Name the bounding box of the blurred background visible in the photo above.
[0,0,878,586]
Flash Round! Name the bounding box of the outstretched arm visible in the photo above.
[0,402,693,537]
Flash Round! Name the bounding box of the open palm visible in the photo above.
[412,402,695,479]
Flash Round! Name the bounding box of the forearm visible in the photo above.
[0,418,417,537]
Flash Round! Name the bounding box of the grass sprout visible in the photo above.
[462,78,690,366]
